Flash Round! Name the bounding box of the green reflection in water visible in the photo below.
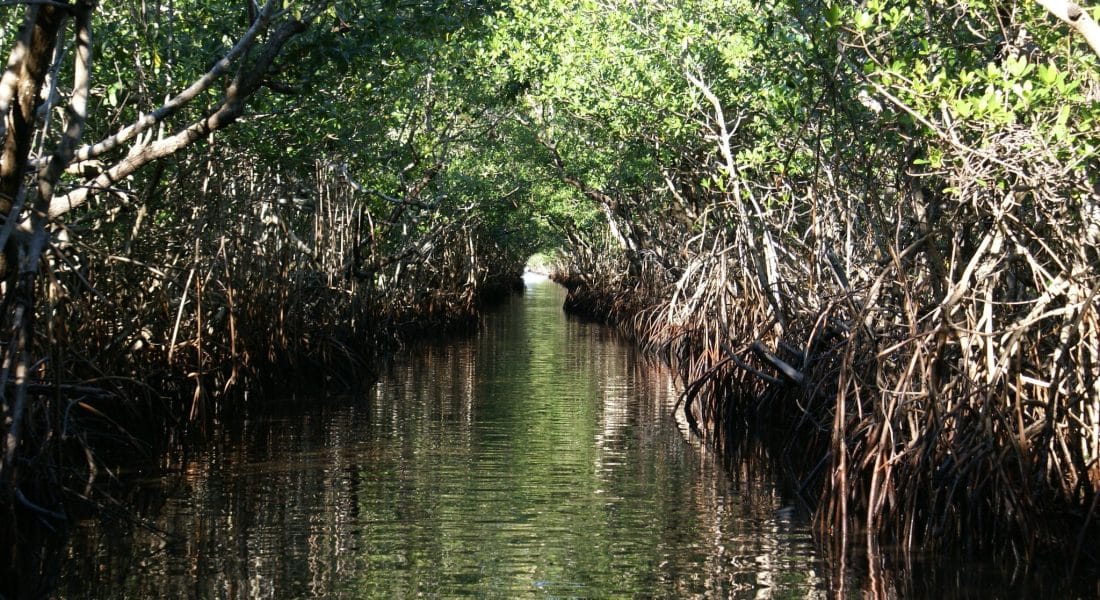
[59,277,823,598]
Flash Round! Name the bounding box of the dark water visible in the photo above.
[54,277,1097,598]
[56,277,826,598]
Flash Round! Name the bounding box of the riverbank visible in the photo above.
[552,268,1100,576]
[0,268,527,600]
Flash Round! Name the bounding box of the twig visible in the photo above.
[751,341,806,385]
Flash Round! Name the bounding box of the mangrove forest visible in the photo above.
[0,0,1098,596]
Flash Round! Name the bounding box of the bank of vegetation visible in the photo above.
[0,0,1097,594]
[501,0,1100,568]
[0,2,542,593]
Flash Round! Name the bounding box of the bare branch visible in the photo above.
[1034,0,1100,60]
[48,10,310,219]
[70,0,279,164]
[27,1,92,271]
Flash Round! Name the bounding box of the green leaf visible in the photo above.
[1005,55,1027,78]
[854,11,873,30]
[1038,63,1058,85]
[1056,106,1071,128]
[952,98,972,119]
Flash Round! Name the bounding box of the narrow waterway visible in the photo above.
[56,276,826,597]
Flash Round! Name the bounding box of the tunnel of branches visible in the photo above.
[1,0,1099,580]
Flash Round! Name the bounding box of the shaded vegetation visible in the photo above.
[511,0,1100,570]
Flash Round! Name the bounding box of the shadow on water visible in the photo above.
[31,277,1100,598]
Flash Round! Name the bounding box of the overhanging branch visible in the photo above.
[1035,0,1100,60]
[69,0,279,164]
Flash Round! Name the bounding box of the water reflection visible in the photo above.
[58,280,825,598]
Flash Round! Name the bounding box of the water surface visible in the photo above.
[59,277,824,597]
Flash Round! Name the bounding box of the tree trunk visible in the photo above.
[0,5,68,278]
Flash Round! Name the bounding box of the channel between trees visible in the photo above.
[0,0,1098,594]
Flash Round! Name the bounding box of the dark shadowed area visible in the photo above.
[52,279,1099,598]
[55,279,821,598]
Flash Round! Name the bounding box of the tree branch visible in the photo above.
[48,10,311,219]
[1034,0,1100,60]
[69,0,279,164]
[27,0,92,272]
